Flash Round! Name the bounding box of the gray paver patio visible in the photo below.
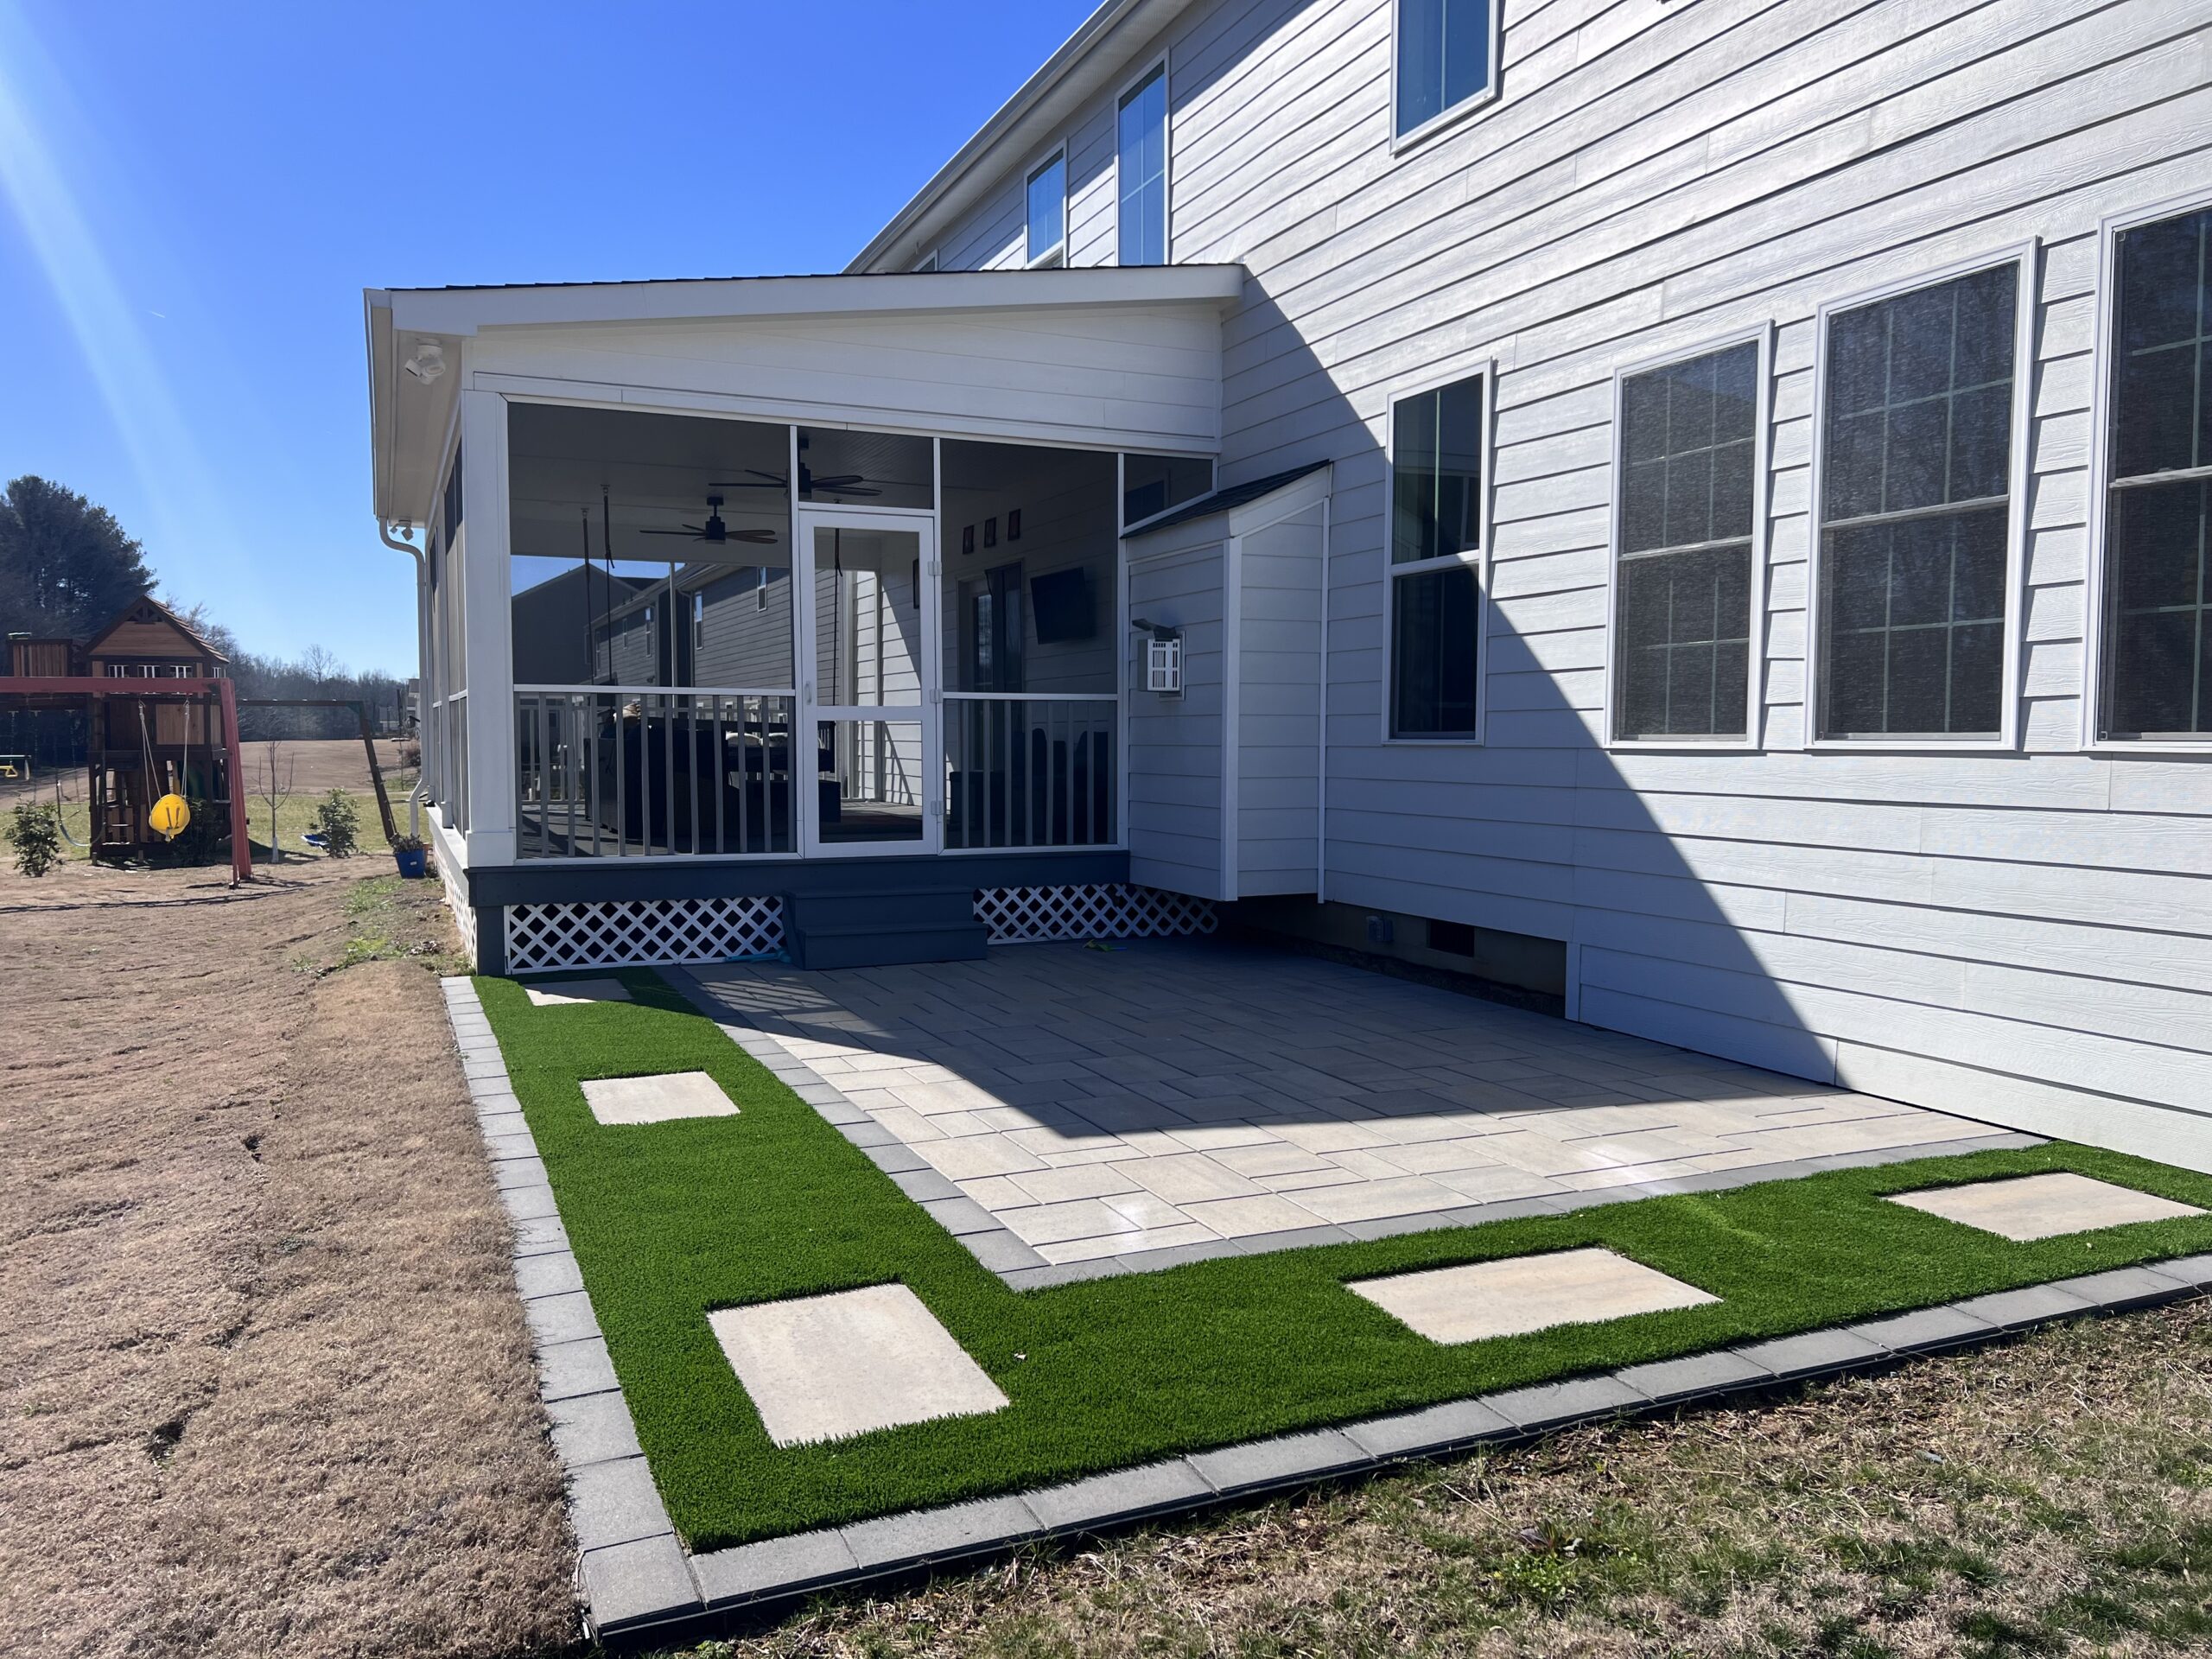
[582,1071,739,1126]
[688,941,2017,1273]
[1890,1171,2202,1240]
[1350,1247,1719,1343]
[707,1283,1010,1446]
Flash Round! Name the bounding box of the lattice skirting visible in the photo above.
[440,857,480,966]
[975,883,1217,944]
[505,896,786,973]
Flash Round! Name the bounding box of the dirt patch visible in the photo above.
[0,855,572,1658]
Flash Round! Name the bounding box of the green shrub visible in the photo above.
[311,790,360,859]
[8,801,63,878]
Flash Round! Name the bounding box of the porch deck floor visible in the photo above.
[688,940,2017,1272]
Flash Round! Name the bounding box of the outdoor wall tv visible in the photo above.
[1029,569,1094,643]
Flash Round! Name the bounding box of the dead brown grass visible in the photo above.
[0,855,573,1659]
[696,1301,2212,1659]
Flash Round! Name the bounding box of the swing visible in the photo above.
[139,701,192,842]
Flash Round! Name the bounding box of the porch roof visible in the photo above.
[365,264,1246,530]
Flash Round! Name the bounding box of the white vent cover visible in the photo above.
[1145,634,1185,695]
[976,883,1217,944]
[505,896,785,972]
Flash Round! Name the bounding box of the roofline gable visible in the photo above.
[846,0,1199,274]
[83,594,230,664]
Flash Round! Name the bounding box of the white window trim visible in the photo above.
[1601,321,1776,754]
[912,248,940,273]
[1801,240,2040,754]
[1113,54,1172,269]
[1389,0,1505,156]
[1380,355,1497,746]
[2081,185,2212,755]
[1025,143,1070,269]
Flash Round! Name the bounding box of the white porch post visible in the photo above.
[459,386,517,867]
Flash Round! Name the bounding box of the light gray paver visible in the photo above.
[547,1390,645,1468]
[569,1456,675,1551]
[842,1495,1045,1569]
[693,1530,861,1607]
[1729,1328,1891,1382]
[578,1535,700,1633]
[582,1071,739,1127]
[1890,1172,2203,1240]
[708,1284,1010,1446]
[683,944,2025,1282]
[1022,1460,1217,1531]
[1188,1427,1370,1496]
[1344,1397,1516,1459]
[1351,1248,1719,1344]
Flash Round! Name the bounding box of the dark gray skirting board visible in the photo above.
[441,974,2210,1649]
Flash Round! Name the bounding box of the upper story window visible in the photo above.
[1027,152,1067,267]
[1815,260,2022,741]
[1117,64,1168,267]
[1389,371,1488,738]
[1395,0,1500,145]
[1613,340,1761,741]
[2099,201,2212,742]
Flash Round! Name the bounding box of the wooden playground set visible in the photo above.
[2,595,397,881]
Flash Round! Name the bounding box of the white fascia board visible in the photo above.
[846,0,1198,274]
[381,264,1243,336]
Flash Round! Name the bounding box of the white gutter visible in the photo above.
[378,520,430,839]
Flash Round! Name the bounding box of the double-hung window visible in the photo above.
[1026,151,1067,268]
[1389,371,1488,738]
[1815,260,2024,741]
[1395,0,1501,144]
[1613,340,1761,741]
[1117,64,1168,267]
[2098,201,2212,741]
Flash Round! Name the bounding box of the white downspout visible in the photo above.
[378,520,430,838]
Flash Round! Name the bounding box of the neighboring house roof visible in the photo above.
[83,594,230,664]
[847,0,1202,274]
[1125,462,1333,535]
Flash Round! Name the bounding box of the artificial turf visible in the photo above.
[477,967,2212,1551]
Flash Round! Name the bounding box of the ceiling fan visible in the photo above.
[714,462,881,499]
[713,435,884,499]
[639,494,780,545]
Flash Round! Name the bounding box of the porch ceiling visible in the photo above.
[366,264,1245,530]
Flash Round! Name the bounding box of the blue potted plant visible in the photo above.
[391,833,429,879]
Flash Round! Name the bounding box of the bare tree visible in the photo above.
[300,644,342,690]
[258,741,296,865]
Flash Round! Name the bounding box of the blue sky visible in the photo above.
[0,0,1096,673]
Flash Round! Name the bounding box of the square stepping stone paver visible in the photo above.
[583,1072,738,1126]
[525,977,633,1007]
[1889,1172,2202,1241]
[1350,1247,1719,1344]
[708,1283,1009,1446]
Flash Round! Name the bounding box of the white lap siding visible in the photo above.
[890,0,2212,1165]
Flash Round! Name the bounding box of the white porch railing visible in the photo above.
[944,693,1116,850]
[513,688,798,859]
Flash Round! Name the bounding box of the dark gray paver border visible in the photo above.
[442,974,2212,1649]
[657,964,2046,1288]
